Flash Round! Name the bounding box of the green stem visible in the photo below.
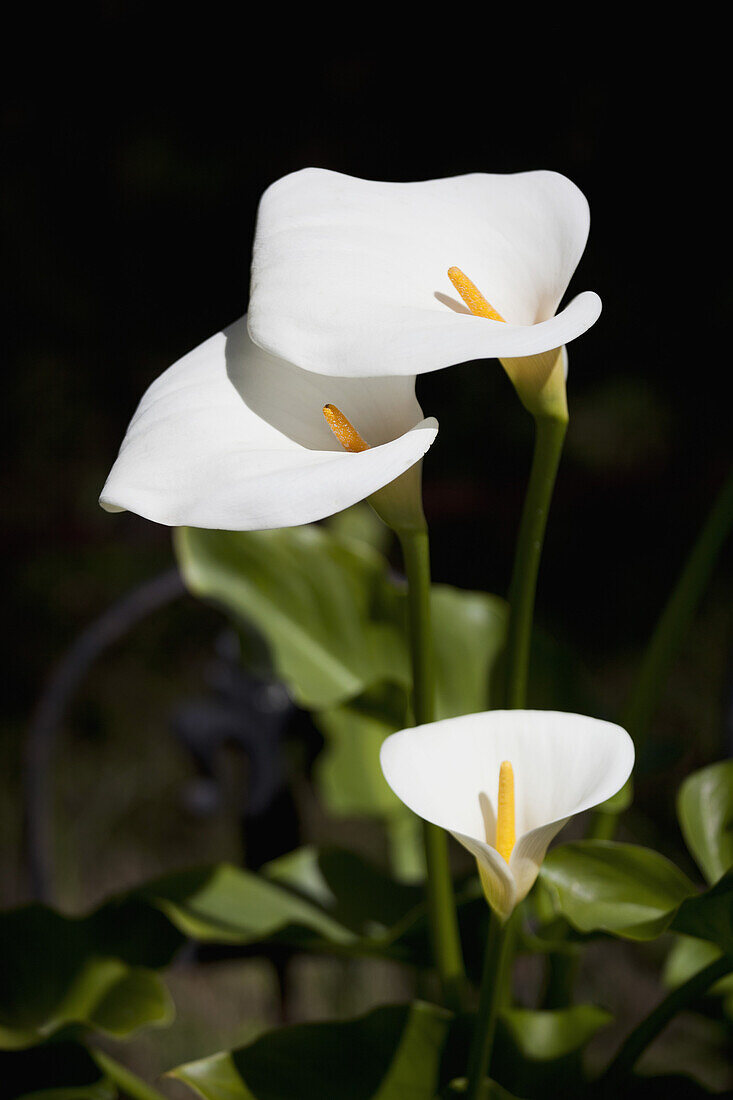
[590,463,733,839]
[90,1049,169,1100]
[465,912,514,1099]
[499,414,568,1012]
[598,955,732,1086]
[504,413,568,709]
[398,526,466,1011]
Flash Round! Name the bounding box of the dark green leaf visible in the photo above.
[677,760,733,884]
[671,871,733,955]
[540,841,695,939]
[0,1041,115,1099]
[264,847,423,939]
[0,902,179,1049]
[170,1002,451,1099]
[489,1005,611,1096]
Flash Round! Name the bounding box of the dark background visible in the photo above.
[1,21,731,1067]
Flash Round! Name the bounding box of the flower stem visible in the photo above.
[91,1049,169,1100]
[397,526,466,1011]
[598,955,732,1086]
[464,911,514,1099]
[503,413,568,709]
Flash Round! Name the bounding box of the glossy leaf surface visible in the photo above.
[540,841,695,939]
[677,760,733,884]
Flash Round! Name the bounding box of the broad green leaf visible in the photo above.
[492,1005,612,1096]
[311,687,426,881]
[175,526,409,709]
[139,863,357,947]
[677,760,733,884]
[313,686,406,820]
[170,1002,451,1099]
[663,935,733,996]
[139,852,426,958]
[1,1041,115,1099]
[264,847,423,940]
[540,841,695,940]
[430,587,506,719]
[325,502,393,556]
[0,902,179,1049]
[671,871,733,954]
[498,1004,612,1061]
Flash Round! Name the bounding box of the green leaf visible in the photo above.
[498,1004,612,1061]
[492,1005,612,1096]
[0,1041,115,1099]
[671,871,733,955]
[677,760,733,884]
[325,502,393,557]
[174,526,409,709]
[313,685,406,820]
[312,585,505,878]
[170,1002,451,1099]
[540,841,695,940]
[139,863,357,948]
[139,851,425,958]
[430,587,506,719]
[0,902,179,1049]
[264,847,423,940]
[663,935,733,996]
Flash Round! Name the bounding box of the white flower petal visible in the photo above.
[456,831,517,923]
[100,316,437,530]
[379,710,634,915]
[248,168,599,377]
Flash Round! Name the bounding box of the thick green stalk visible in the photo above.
[91,1050,169,1100]
[398,527,466,1010]
[501,412,568,1012]
[504,413,568,709]
[599,955,732,1086]
[464,912,514,1099]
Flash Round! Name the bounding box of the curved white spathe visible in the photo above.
[380,710,634,921]
[100,316,437,530]
[248,168,601,378]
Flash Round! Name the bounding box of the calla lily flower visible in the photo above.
[380,710,634,921]
[100,316,437,531]
[247,168,601,389]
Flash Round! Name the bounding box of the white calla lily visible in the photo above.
[100,316,437,531]
[248,168,601,386]
[380,710,634,921]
